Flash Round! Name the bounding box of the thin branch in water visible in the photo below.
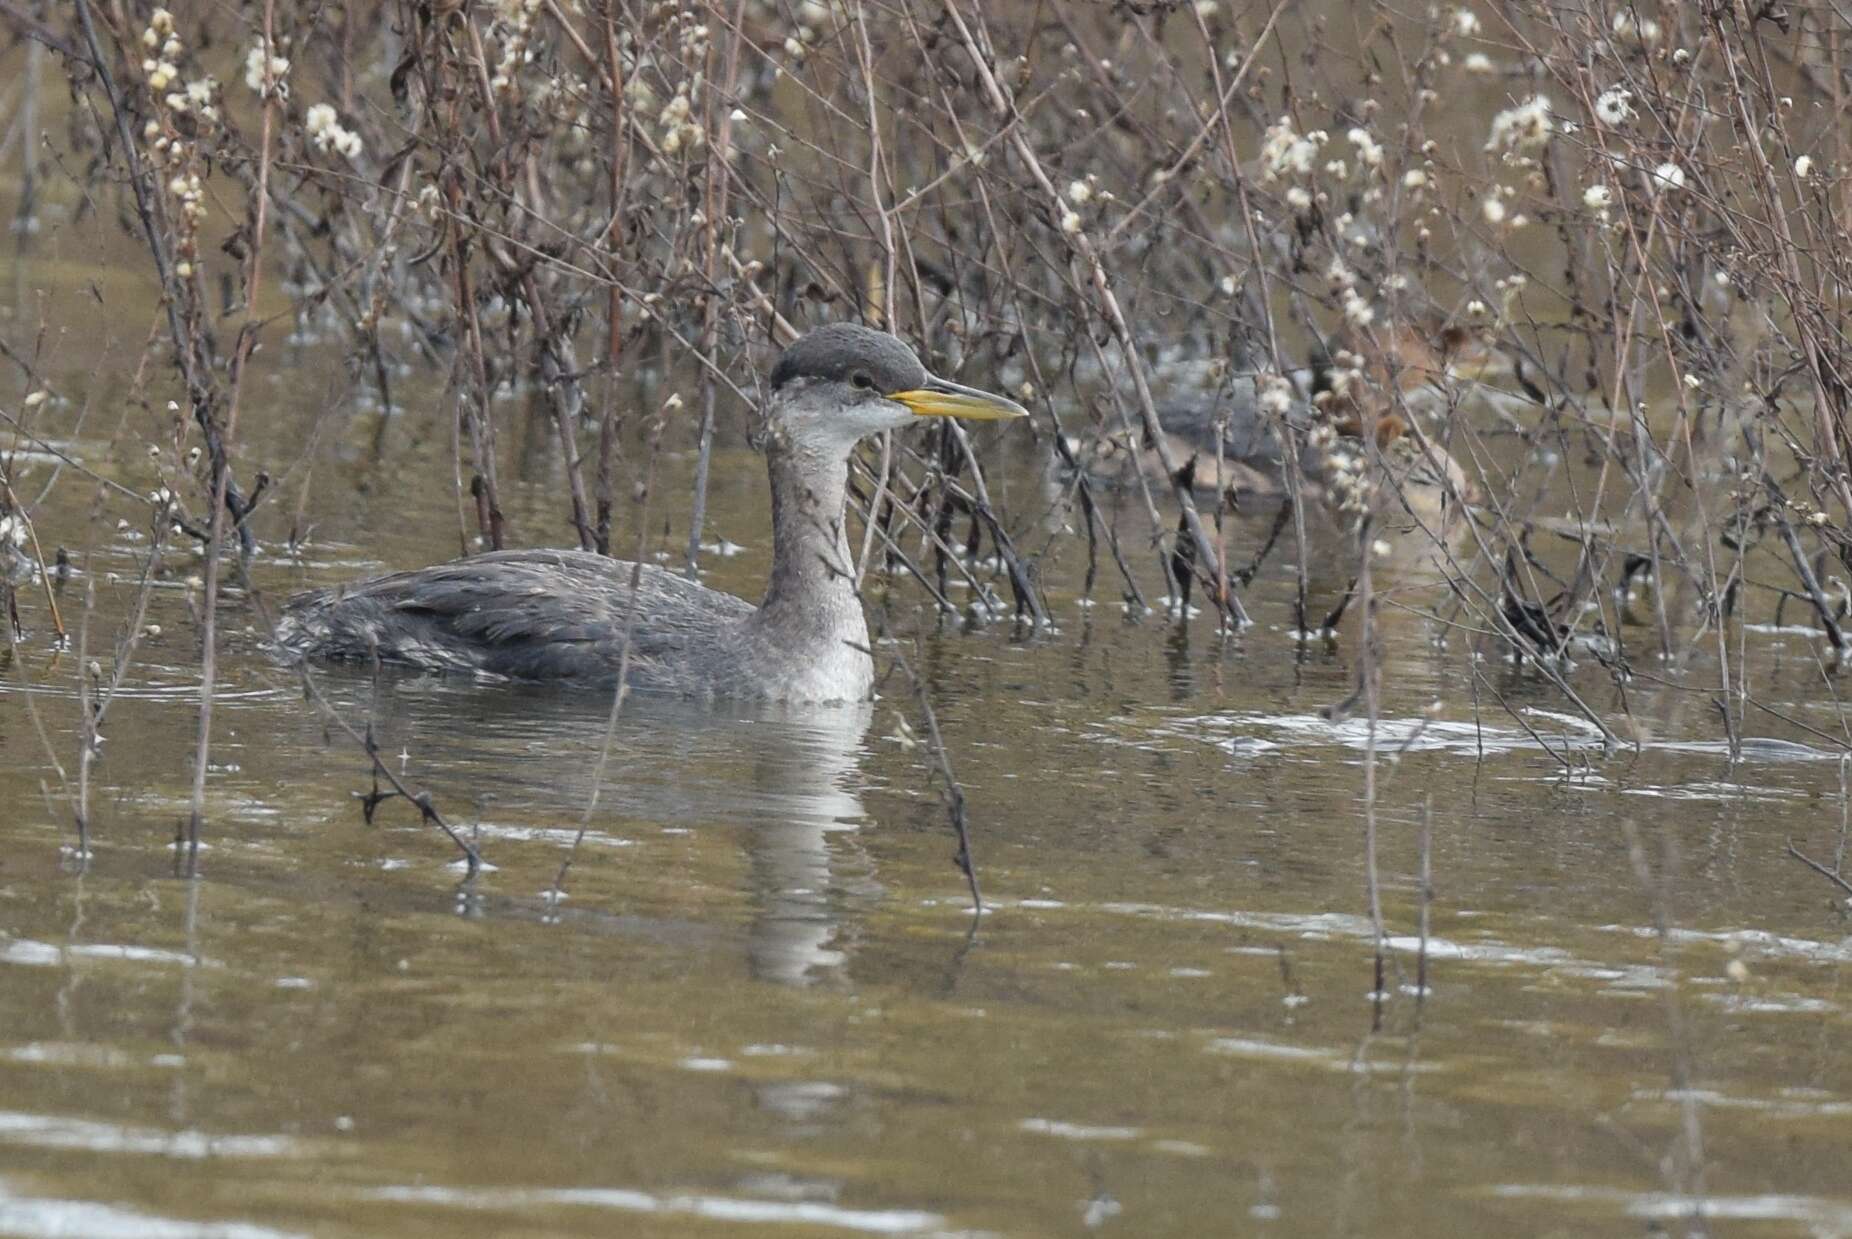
[892,651,981,915]
[1416,800,1433,1013]
[297,666,481,876]
[1785,841,1852,901]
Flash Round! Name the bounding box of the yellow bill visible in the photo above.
[889,377,1029,421]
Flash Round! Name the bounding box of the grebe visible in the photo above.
[275,324,1027,702]
[1099,320,1485,515]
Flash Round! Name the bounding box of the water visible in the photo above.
[5,137,1852,1239]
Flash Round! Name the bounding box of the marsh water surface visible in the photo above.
[4,186,1852,1239]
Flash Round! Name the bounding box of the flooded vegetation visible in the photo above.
[3,0,1851,1234]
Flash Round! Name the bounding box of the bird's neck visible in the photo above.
[753,441,871,671]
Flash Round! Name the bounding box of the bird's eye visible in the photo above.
[850,372,874,390]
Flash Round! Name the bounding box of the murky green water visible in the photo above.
[6,143,1852,1239]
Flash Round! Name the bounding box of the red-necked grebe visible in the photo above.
[274,324,1027,701]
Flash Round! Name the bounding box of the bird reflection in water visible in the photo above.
[736,701,877,988]
[321,675,880,988]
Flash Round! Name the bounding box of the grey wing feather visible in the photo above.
[275,548,755,685]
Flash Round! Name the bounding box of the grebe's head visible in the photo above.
[765,323,1027,453]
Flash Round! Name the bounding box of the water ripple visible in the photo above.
[363,1185,944,1234]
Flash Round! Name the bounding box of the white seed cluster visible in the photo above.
[1611,11,1663,47]
[305,103,364,161]
[626,14,713,157]
[1342,288,1375,328]
[1259,116,1327,182]
[1320,350,1363,405]
[657,90,703,155]
[142,10,219,126]
[1326,259,1374,328]
[1491,272,1528,321]
[1347,127,1383,170]
[1323,445,1369,516]
[1593,87,1634,126]
[490,0,544,94]
[774,1,828,74]
[1485,95,1552,154]
[243,37,290,100]
[139,9,214,272]
[1257,374,1295,417]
